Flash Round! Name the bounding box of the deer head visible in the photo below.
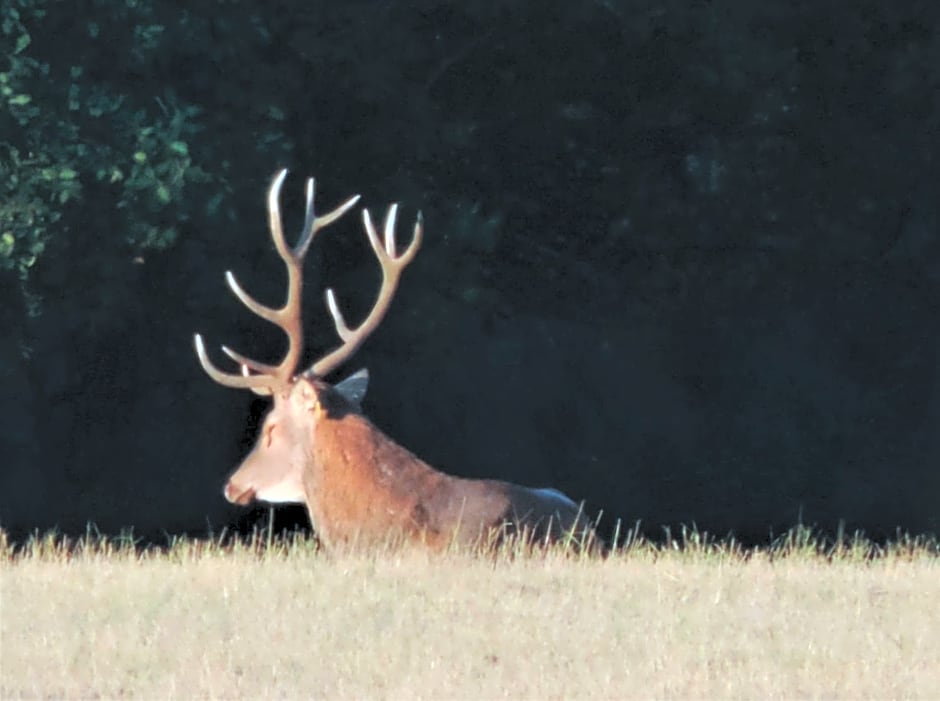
[221,369,368,507]
[196,170,597,552]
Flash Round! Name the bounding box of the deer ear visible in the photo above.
[334,368,369,409]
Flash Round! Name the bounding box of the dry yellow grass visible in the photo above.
[1,530,938,700]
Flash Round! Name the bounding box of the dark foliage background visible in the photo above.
[2,0,938,542]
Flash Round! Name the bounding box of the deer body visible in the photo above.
[197,169,596,552]
[224,374,592,550]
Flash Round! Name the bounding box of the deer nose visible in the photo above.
[224,481,256,505]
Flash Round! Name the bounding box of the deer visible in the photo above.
[194,169,598,552]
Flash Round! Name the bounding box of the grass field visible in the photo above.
[1,528,938,700]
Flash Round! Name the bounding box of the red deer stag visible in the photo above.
[194,169,597,551]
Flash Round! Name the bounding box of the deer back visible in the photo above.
[303,378,596,550]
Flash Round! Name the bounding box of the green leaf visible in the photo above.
[58,168,77,180]
[14,33,30,54]
[8,93,31,106]
[133,151,147,164]
[168,141,189,156]
[155,184,171,204]
[0,232,14,256]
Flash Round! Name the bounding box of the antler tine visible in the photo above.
[324,288,353,342]
[224,271,279,323]
[265,168,294,261]
[222,345,279,375]
[233,354,274,396]
[194,169,361,393]
[193,334,279,390]
[294,178,361,260]
[307,205,423,379]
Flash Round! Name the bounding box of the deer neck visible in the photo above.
[301,384,446,547]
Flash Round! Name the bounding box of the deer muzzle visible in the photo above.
[224,481,257,506]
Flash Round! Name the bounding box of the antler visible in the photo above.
[306,204,422,379]
[194,169,360,393]
[194,168,423,393]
